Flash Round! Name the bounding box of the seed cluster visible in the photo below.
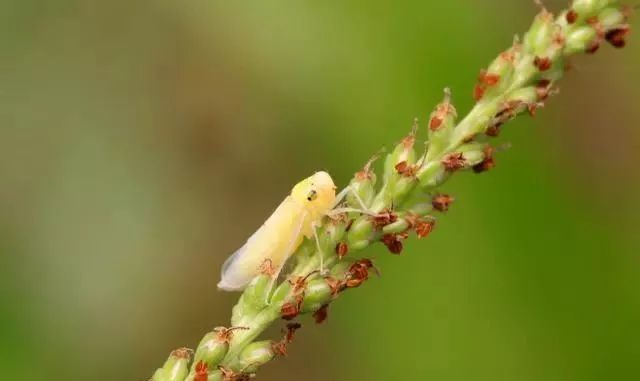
[151,2,633,380]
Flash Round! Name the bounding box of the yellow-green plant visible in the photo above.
[151,1,633,379]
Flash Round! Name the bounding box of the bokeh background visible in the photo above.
[1,0,639,380]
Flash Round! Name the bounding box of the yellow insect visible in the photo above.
[217,171,338,291]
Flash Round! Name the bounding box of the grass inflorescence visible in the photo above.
[150,1,633,380]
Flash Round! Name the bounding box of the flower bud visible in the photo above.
[347,239,369,252]
[571,0,617,19]
[506,86,539,105]
[347,157,378,209]
[301,279,333,312]
[329,260,352,278]
[231,260,276,324]
[417,161,448,189]
[457,143,487,168]
[384,131,417,177]
[382,218,410,235]
[484,49,516,92]
[391,176,417,201]
[269,281,293,305]
[382,126,418,195]
[565,26,598,54]
[157,348,192,381]
[191,332,229,371]
[524,8,555,55]
[237,341,276,372]
[239,273,271,310]
[320,221,347,253]
[403,197,434,216]
[598,7,626,28]
[427,89,457,158]
[347,217,373,241]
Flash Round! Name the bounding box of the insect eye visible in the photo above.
[306,189,318,202]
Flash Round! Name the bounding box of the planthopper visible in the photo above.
[217,171,339,291]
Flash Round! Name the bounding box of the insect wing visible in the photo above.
[217,196,307,291]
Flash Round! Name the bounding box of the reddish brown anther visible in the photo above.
[358,258,379,275]
[401,132,417,150]
[348,260,371,281]
[194,361,208,381]
[441,152,466,172]
[605,26,630,48]
[313,304,329,324]
[395,161,409,174]
[479,70,501,86]
[324,276,345,296]
[486,124,502,137]
[345,259,379,287]
[280,294,304,320]
[533,56,552,71]
[536,79,552,100]
[395,161,419,177]
[500,49,516,63]
[429,95,456,131]
[429,116,443,131]
[280,290,304,320]
[415,219,436,239]
[381,234,404,254]
[372,209,398,228]
[432,194,455,212]
[335,242,349,259]
[473,84,486,101]
[472,146,497,174]
[284,322,302,343]
[586,40,601,54]
[566,9,578,24]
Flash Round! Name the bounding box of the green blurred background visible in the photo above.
[1,0,639,380]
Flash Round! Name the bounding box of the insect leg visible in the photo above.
[330,185,376,217]
[332,185,373,214]
[328,206,378,217]
[332,185,369,211]
[332,186,351,208]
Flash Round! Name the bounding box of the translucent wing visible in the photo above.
[217,196,308,291]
